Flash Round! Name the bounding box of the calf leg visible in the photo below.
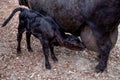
[26,32,33,52]
[17,28,24,53]
[49,43,58,61]
[40,39,51,69]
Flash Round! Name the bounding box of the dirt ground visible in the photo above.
[0,0,120,80]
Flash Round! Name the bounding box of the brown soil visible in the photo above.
[0,0,120,80]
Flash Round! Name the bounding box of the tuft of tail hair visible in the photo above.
[2,7,27,27]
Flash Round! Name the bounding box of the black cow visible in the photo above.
[18,0,120,72]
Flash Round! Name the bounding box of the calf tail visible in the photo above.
[2,7,27,27]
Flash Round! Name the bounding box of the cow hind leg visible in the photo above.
[95,32,112,72]
[88,22,112,72]
[95,36,112,72]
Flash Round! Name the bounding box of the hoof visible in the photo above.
[95,64,106,73]
[17,49,21,54]
[52,56,58,62]
[45,63,51,69]
[28,49,33,52]
[28,47,33,52]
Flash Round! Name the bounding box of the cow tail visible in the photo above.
[2,7,26,27]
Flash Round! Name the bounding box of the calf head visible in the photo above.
[63,34,85,51]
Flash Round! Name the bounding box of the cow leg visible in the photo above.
[40,39,51,69]
[96,35,112,72]
[94,32,112,72]
[26,32,33,52]
[49,43,58,61]
[17,28,24,53]
[88,22,112,72]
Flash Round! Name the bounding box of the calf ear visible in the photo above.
[55,32,64,46]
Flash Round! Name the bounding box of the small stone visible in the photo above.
[63,64,69,68]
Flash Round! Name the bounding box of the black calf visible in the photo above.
[2,7,85,69]
[2,7,64,69]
